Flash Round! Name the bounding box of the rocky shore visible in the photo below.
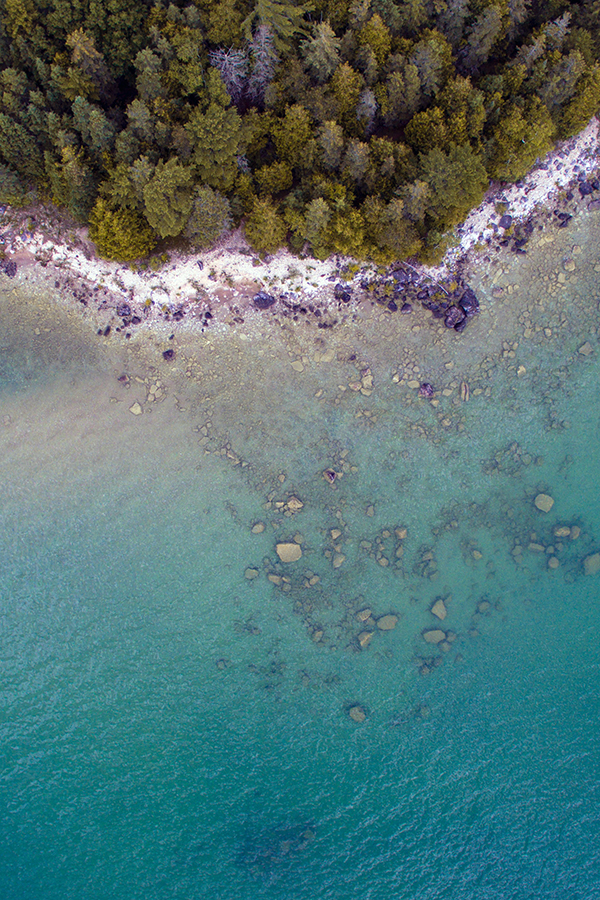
[1,118,599,345]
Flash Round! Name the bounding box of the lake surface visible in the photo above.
[2,206,600,900]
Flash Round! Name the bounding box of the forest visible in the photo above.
[1,0,600,264]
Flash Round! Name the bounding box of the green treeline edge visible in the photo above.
[0,0,599,264]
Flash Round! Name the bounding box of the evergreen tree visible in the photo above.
[89,198,157,261]
[358,14,390,70]
[302,22,341,84]
[487,99,555,181]
[420,143,488,230]
[462,6,506,72]
[45,146,96,221]
[187,103,242,192]
[66,29,117,106]
[243,0,312,52]
[273,103,312,167]
[331,62,364,129]
[0,112,44,180]
[256,161,293,195]
[142,158,194,238]
[318,119,345,170]
[245,197,287,252]
[559,65,600,138]
[184,186,232,248]
[382,65,421,127]
[304,196,331,257]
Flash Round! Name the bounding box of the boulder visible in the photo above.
[423,629,446,644]
[431,599,447,620]
[253,291,276,309]
[162,348,175,361]
[584,553,600,575]
[499,214,513,229]
[348,705,366,723]
[459,288,479,317]
[276,542,302,562]
[444,306,466,329]
[534,493,554,512]
[377,614,398,631]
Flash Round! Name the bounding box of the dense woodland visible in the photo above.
[1,0,600,264]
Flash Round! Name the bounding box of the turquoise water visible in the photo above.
[2,209,600,900]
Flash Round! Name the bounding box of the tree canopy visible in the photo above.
[0,0,599,263]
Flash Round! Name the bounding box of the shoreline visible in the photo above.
[1,118,600,343]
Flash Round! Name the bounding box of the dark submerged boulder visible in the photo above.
[253,291,276,309]
[162,348,175,361]
[459,288,479,318]
[444,306,466,329]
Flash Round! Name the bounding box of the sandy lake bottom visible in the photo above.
[2,206,600,900]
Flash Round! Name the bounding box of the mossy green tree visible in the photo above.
[184,186,232,249]
[187,103,242,192]
[487,99,555,182]
[89,198,158,261]
[245,197,287,252]
[142,158,194,238]
[421,142,488,230]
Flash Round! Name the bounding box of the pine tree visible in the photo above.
[318,120,345,170]
[302,22,341,84]
[245,197,287,252]
[66,29,117,106]
[184,186,232,248]
[89,198,157,261]
[487,99,555,181]
[242,0,312,52]
[272,104,312,167]
[142,158,194,238]
[186,103,242,192]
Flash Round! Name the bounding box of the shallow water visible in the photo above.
[2,209,600,900]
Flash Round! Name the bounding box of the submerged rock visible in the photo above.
[418,382,434,399]
[348,705,366,723]
[253,291,276,309]
[584,553,600,575]
[444,306,466,329]
[377,614,398,631]
[276,542,302,562]
[459,288,479,318]
[534,493,554,512]
[162,348,175,361]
